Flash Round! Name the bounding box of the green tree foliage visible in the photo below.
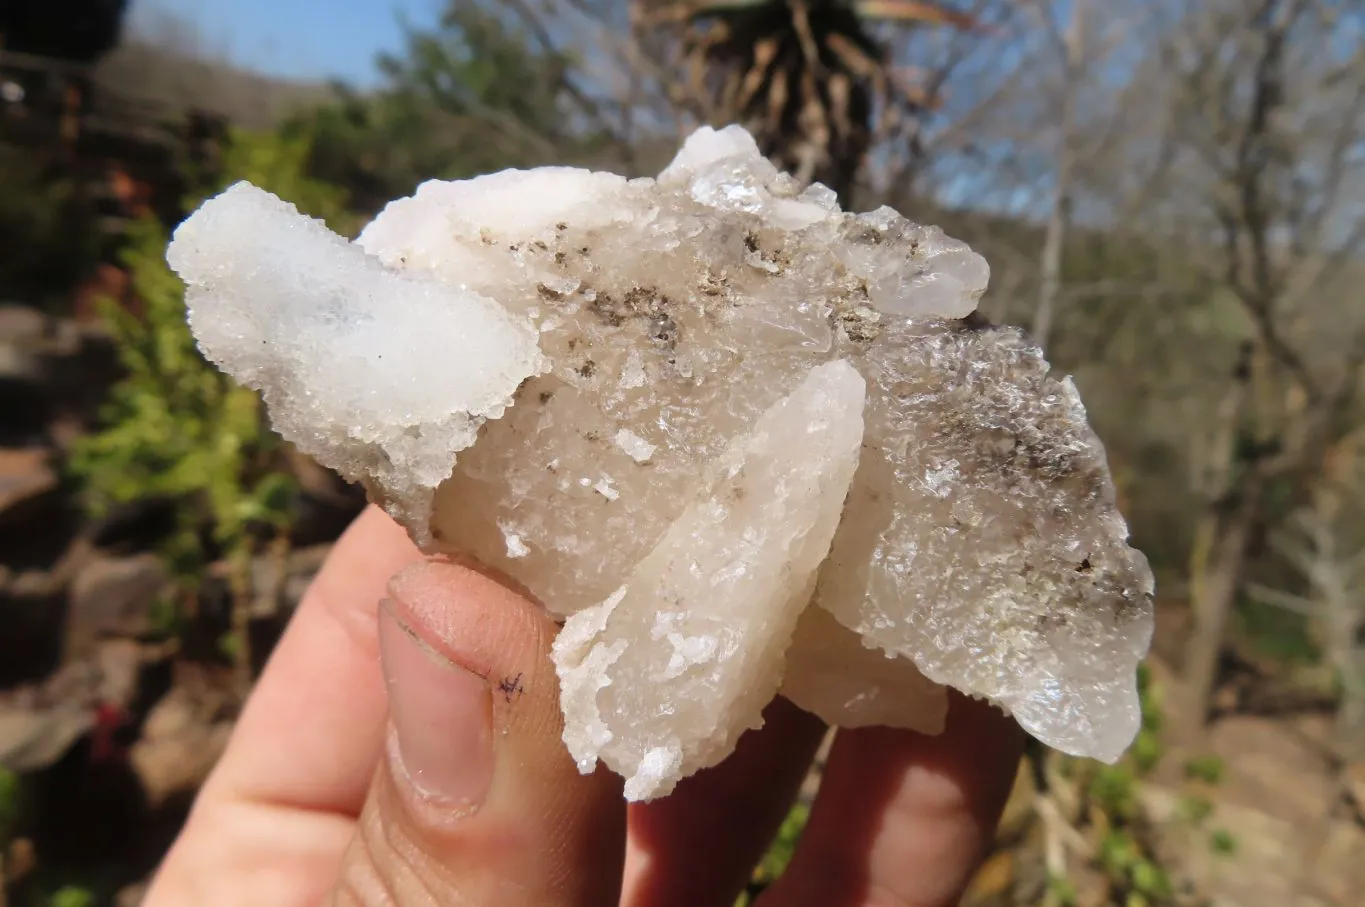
[218,126,356,235]
[295,1,597,211]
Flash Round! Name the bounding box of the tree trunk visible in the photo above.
[1335,646,1365,761]
[1032,0,1084,351]
[1324,586,1365,760]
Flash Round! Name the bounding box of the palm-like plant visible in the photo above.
[634,0,980,203]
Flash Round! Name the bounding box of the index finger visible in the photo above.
[201,504,424,814]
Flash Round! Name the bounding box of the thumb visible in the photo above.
[331,560,625,906]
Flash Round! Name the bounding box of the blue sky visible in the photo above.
[132,0,442,85]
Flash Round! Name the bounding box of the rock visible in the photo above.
[1140,714,1365,907]
[284,545,330,604]
[130,686,233,809]
[0,337,45,386]
[1205,715,1338,826]
[33,645,134,714]
[0,456,83,585]
[0,639,173,772]
[93,639,151,712]
[0,568,65,686]
[4,836,38,887]
[67,554,171,655]
[0,307,56,447]
[43,321,122,453]
[1144,781,1362,907]
[0,304,122,450]
[1306,818,1365,905]
[246,554,285,620]
[0,448,58,532]
[246,544,331,620]
[0,306,49,388]
[7,570,60,600]
[285,446,368,546]
[115,881,149,907]
[1345,761,1365,820]
[86,496,181,554]
[0,704,95,773]
[0,304,47,343]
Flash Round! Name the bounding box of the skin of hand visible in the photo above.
[143,505,1024,907]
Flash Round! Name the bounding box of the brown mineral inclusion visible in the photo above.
[168,126,1154,800]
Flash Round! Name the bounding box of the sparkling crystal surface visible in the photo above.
[168,125,1155,800]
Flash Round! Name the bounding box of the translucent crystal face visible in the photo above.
[553,361,867,799]
[168,125,1154,800]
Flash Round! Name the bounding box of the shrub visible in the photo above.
[67,127,354,665]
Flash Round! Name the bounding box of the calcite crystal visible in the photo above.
[555,361,865,799]
[167,125,1154,800]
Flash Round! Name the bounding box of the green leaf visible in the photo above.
[1099,830,1139,876]
[219,631,243,663]
[1046,874,1079,907]
[1131,729,1164,774]
[1210,829,1238,856]
[1178,793,1214,824]
[49,888,96,907]
[1089,764,1138,820]
[1131,859,1173,898]
[1183,755,1226,785]
[752,801,810,883]
[237,472,300,529]
[0,764,19,836]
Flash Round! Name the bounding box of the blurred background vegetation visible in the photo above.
[1,1,1363,905]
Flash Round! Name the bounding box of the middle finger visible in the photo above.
[620,696,826,907]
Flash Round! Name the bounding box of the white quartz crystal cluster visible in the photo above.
[168,126,1154,800]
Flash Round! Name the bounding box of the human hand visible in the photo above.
[144,505,1023,907]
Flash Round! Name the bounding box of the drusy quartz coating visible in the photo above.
[167,125,1154,800]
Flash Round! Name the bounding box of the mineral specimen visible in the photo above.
[555,360,865,799]
[167,125,1154,801]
